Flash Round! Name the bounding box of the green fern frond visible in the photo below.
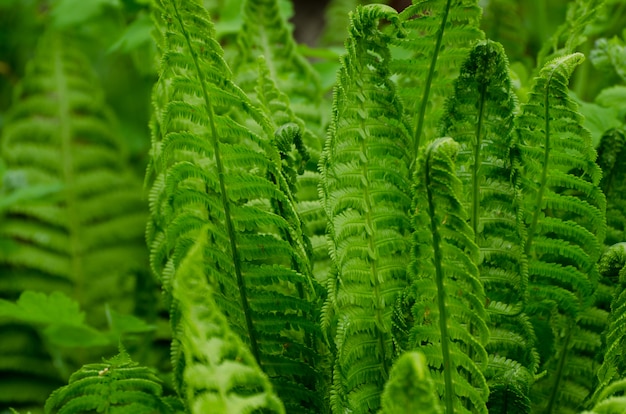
[590,244,626,405]
[485,356,533,414]
[596,129,626,246]
[150,1,323,411]
[379,351,442,414]
[583,378,626,414]
[391,0,484,160]
[44,346,174,414]
[515,53,607,414]
[0,29,149,410]
[319,5,412,413]
[172,227,286,414]
[440,41,538,386]
[408,137,489,414]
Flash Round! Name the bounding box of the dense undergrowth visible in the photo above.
[1,0,626,413]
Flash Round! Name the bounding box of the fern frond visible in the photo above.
[408,137,489,414]
[235,0,323,135]
[319,5,412,413]
[583,378,626,414]
[590,244,626,405]
[379,351,442,414]
[172,227,286,414]
[596,129,626,246]
[440,41,538,388]
[150,1,323,411]
[485,356,533,414]
[0,29,149,410]
[391,0,484,160]
[44,347,174,414]
[515,53,607,414]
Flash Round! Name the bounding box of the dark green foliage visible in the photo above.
[391,0,484,159]
[379,351,442,414]
[0,29,148,412]
[149,0,323,411]
[591,243,626,404]
[596,129,626,246]
[44,347,174,414]
[319,5,411,413]
[515,53,607,413]
[405,137,489,414]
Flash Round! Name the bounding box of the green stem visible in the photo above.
[411,0,452,163]
[425,144,454,414]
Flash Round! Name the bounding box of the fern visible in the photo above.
[319,5,411,413]
[515,53,607,413]
[440,39,537,411]
[0,29,148,411]
[391,0,484,160]
[149,0,323,411]
[44,346,175,414]
[596,129,626,246]
[379,351,442,414]
[590,243,626,405]
[171,227,286,413]
[405,137,490,413]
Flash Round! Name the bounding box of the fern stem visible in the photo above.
[544,323,573,414]
[171,0,260,363]
[425,145,455,414]
[54,36,83,305]
[524,73,553,256]
[472,84,486,241]
[411,0,452,162]
[362,133,391,383]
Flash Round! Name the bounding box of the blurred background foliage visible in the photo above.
[2,0,626,160]
[0,0,625,412]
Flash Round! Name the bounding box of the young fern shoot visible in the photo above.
[405,137,490,414]
[319,5,412,413]
[440,40,537,411]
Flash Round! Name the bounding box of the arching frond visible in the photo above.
[407,137,489,414]
[149,1,323,411]
[319,5,412,413]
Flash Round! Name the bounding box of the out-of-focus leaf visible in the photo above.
[44,324,110,347]
[50,0,121,28]
[106,306,155,335]
[0,291,85,326]
[109,11,152,53]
